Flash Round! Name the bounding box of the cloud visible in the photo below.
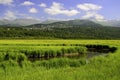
[39,3,46,8]
[4,10,17,20]
[0,0,13,5]
[21,1,34,6]
[44,2,79,16]
[77,3,102,11]
[3,10,40,20]
[82,12,105,21]
[29,8,38,13]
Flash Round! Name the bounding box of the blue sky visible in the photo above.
[0,0,120,21]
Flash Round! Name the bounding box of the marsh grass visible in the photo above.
[0,40,120,80]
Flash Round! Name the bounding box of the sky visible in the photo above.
[0,0,120,21]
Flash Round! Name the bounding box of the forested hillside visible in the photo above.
[0,26,120,39]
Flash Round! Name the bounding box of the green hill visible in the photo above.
[0,20,120,39]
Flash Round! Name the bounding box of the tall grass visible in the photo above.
[0,40,120,80]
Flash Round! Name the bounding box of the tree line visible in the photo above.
[0,26,120,39]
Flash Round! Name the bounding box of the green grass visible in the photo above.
[0,40,120,80]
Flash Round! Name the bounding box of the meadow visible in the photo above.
[0,40,120,80]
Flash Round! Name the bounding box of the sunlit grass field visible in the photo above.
[0,40,120,80]
[0,40,119,45]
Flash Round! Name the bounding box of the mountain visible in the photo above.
[41,19,60,24]
[29,19,102,28]
[95,20,120,27]
[0,19,10,25]
[51,19,102,26]
[0,19,41,27]
[0,19,120,39]
[1,19,120,27]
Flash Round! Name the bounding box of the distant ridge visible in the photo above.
[95,20,120,27]
[29,19,102,28]
[0,19,120,27]
[0,19,41,27]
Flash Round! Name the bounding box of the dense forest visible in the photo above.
[0,25,120,39]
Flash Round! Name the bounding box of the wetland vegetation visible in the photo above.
[0,40,119,80]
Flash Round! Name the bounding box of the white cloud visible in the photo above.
[3,10,40,20]
[21,1,34,6]
[44,2,79,16]
[29,8,38,13]
[82,12,105,21]
[4,11,17,20]
[0,0,13,5]
[39,3,46,8]
[77,3,102,11]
